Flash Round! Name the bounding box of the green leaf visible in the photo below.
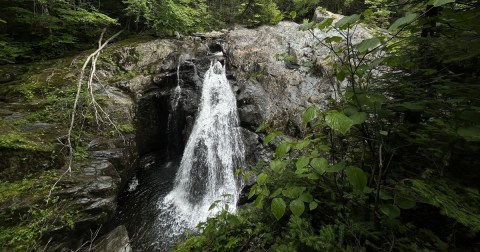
[380,205,401,219]
[263,132,278,144]
[324,161,346,173]
[294,139,310,150]
[458,126,480,141]
[296,156,310,170]
[388,13,417,32]
[209,200,220,211]
[433,0,455,7]
[325,111,354,134]
[256,122,268,132]
[299,192,313,203]
[396,197,416,210]
[257,173,268,185]
[317,18,333,29]
[271,188,283,198]
[349,111,368,125]
[345,167,367,192]
[380,190,393,200]
[302,106,317,124]
[271,198,286,220]
[275,141,291,158]
[311,157,328,173]
[288,11,297,19]
[307,172,320,180]
[317,144,331,152]
[243,170,251,181]
[270,160,287,173]
[324,36,343,43]
[335,14,360,29]
[356,37,381,53]
[290,199,305,216]
[254,194,265,209]
[248,185,257,199]
[336,70,347,81]
[282,186,306,199]
[299,21,314,31]
[309,201,318,210]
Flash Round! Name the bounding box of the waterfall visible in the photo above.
[158,61,245,236]
[166,64,183,156]
[171,64,182,111]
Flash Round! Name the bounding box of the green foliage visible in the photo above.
[119,123,135,133]
[275,0,320,20]
[0,0,285,62]
[0,171,83,251]
[325,110,353,134]
[0,132,38,150]
[175,1,480,250]
[0,0,118,61]
[412,179,480,232]
[122,0,282,35]
[271,197,286,220]
[345,166,367,192]
[123,0,212,35]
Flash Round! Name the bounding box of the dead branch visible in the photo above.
[47,28,123,201]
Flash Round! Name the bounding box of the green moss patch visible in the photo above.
[0,170,85,251]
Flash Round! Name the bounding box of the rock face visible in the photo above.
[91,225,132,252]
[226,19,371,134]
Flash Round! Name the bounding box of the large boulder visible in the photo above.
[92,225,132,252]
[226,20,371,133]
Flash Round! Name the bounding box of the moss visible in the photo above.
[0,171,56,204]
[106,68,143,83]
[119,123,135,133]
[249,71,263,81]
[0,170,86,251]
[0,132,39,150]
[102,35,156,54]
[0,38,142,250]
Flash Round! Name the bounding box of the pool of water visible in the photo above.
[114,153,183,251]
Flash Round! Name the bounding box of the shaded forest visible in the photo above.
[1,0,480,251]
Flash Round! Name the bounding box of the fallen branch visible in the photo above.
[47,28,123,201]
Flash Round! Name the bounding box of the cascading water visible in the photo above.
[158,61,245,236]
[171,64,182,111]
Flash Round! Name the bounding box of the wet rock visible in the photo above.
[240,128,270,169]
[237,80,271,129]
[91,225,132,252]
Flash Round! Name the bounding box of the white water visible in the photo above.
[171,64,182,111]
[158,61,245,236]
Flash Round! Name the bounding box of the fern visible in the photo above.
[411,179,480,232]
